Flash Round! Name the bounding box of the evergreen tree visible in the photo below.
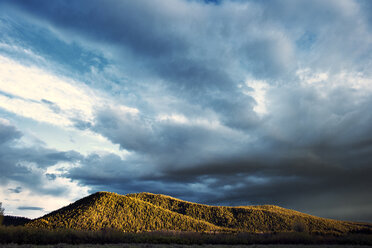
[0,202,4,225]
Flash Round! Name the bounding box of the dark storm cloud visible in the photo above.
[142,85,372,221]
[66,152,220,203]
[78,83,372,221]
[77,135,371,221]
[3,0,372,222]
[92,106,248,167]
[203,161,372,221]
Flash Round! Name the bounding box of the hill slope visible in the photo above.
[128,192,371,234]
[3,216,31,226]
[28,192,372,234]
[27,192,222,232]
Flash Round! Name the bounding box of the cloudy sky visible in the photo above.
[0,0,371,222]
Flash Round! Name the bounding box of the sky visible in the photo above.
[0,0,371,222]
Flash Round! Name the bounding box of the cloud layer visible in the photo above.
[0,0,371,221]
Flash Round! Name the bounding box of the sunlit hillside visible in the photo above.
[27,192,222,232]
[129,192,371,234]
[27,192,372,234]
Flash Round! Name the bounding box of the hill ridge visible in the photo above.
[27,191,372,234]
[127,192,372,234]
[28,191,223,232]
[127,192,319,218]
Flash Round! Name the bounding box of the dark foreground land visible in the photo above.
[1,226,372,247]
[1,245,372,248]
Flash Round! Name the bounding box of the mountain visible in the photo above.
[27,192,372,234]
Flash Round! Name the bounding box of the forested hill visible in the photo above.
[27,192,372,234]
[27,192,222,232]
[2,216,31,226]
[128,192,372,234]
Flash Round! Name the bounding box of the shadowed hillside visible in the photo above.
[3,216,31,226]
[27,192,372,234]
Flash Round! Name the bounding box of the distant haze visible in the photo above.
[0,0,371,222]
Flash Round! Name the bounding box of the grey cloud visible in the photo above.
[4,0,289,129]
[45,173,56,181]
[72,119,92,130]
[0,120,82,196]
[17,206,44,211]
[260,0,372,73]
[0,120,21,144]
[67,152,219,203]
[8,186,22,194]
[6,0,371,83]
[240,32,295,79]
[92,109,156,153]
[210,95,258,130]
[41,99,61,114]
[92,106,249,167]
[67,152,154,194]
[139,146,372,222]
[69,150,372,222]
[74,89,372,222]
[65,0,372,221]
[4,0,188,58]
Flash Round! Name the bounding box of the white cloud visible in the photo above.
[157,113,189,124]
[1,177,90,218]
[0,55,93,126]
[297,68,329,85]
[0,94,72,126]
[333,71,372,92]
[0,55,138,127]
[0,54,139,157]
[243,78,270,115]
[156,113,221,128]
[296,68,372,98]
[0,42,46,63]
[0,158,90,219]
